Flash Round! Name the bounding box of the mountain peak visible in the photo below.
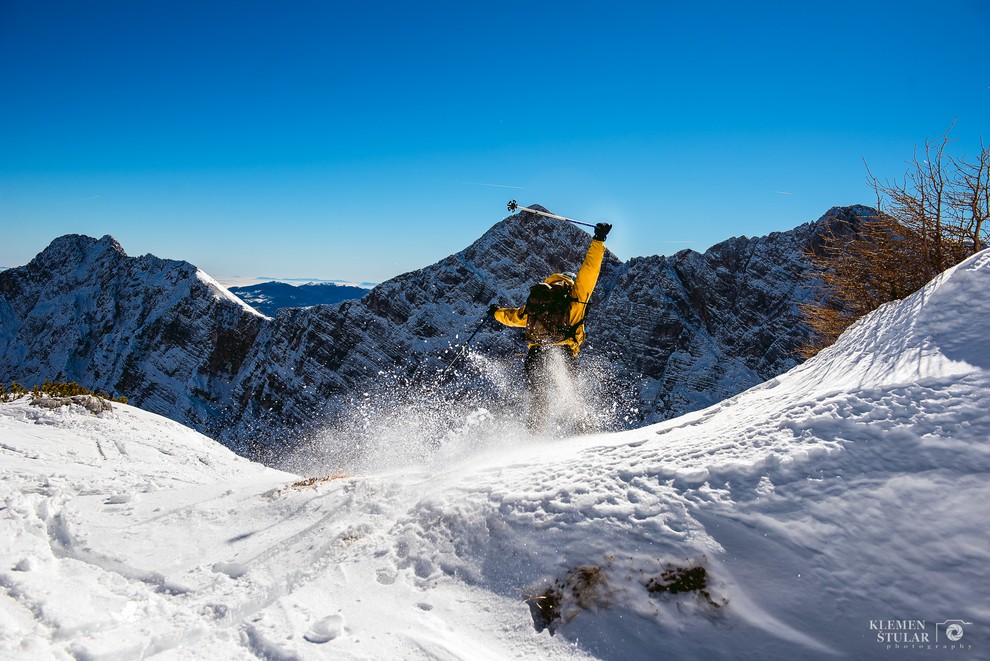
[0,232,266,407]
[28,234,127,270]
[44,233,126,256]
[815,204,878,227]
[453,204,620,298]
[97,234,127,255]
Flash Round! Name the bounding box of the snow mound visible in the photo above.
[790,248,990,393]
[1,251,988,659]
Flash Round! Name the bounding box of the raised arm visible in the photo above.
[570,223,610,303]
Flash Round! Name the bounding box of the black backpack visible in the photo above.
[525,280,581,344]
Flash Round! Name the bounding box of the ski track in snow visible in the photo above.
[2,250,990,659]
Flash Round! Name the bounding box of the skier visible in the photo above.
[487,221,611,433]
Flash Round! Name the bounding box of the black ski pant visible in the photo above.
[524,344,578,432]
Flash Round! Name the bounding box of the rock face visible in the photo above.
[0,234,267,431]
[0,206,877,452]
[593,223,824,423]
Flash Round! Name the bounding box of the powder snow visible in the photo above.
[2,251,988,659]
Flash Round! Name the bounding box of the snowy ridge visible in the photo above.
[1,250,987,659]
[195,269,270,319]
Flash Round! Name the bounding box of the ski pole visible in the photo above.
[439,313,492,378]
[507,200,598,229]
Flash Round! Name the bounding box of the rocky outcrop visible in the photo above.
[0,206,878,452]
[29,394,114,415]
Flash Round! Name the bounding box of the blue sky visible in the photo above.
[1,1,987,284]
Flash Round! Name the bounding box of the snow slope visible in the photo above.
[2,250,988,659]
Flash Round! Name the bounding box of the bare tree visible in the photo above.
[799,127,989,357]
[951,138,990,253]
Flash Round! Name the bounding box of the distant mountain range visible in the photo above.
[228,281,368,316]
[0,204,877,454]
[255,277,378,288]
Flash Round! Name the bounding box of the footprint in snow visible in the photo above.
[212,561,248,579]
[305,614,345,643]
[376,568,397,585]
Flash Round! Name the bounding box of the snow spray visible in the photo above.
[275,348,623,477]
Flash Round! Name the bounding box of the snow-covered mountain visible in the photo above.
[0,235,267,430]
[0,205,875,451]
[227,281,368,317]
[2,249,986,659]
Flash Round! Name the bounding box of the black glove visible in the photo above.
[486,304,499,317]
[594,222,612,242]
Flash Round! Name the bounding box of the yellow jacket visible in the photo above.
[492,239,606,356]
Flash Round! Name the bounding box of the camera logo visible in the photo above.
[935,620,971,643]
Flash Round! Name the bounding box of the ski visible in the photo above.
[506,200,597,229]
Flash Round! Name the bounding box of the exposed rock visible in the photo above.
[29,394,113,415]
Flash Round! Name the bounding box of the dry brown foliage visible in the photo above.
[800,127,988,357]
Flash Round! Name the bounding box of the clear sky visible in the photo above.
[1,1,987,285]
